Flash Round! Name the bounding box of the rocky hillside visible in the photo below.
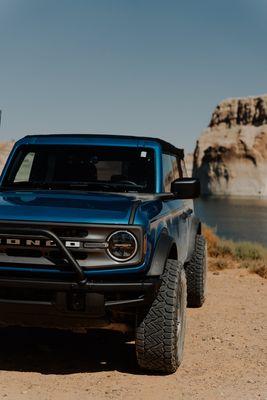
[193,95,267,196]
[185,153,193,176]
[0,141,14,174]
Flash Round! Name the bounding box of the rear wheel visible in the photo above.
[135,259,187,374]
[186,234,207,308]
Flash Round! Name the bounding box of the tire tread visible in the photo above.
[186,234,207,308]
[136,260,186,373]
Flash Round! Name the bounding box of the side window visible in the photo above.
[162,154,173,192]
[163,154,183,192]
[14,152,35,182]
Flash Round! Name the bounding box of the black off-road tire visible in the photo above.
[186,234,207,308]
[135,259,187,374]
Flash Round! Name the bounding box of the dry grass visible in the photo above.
[203,225,267,279]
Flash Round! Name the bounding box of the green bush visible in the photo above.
[203,225,267,278]
[234,242,267,261]
[216,240,235,257]
[240,260,267,279]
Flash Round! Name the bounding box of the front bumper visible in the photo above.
[0,276,160,331]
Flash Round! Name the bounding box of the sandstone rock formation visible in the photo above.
[185,153,193,177]
[0,141,14,175]
[193,95,267,197]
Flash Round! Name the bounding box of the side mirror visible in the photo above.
[171,178,200,199]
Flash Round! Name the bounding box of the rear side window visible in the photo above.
[162,154,181,192]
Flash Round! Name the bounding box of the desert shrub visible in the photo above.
[202,224,267,278]
[249,263,267,279]
[202,225,219,245]
[202,225,219,256]
[213,258,229,270]
[202,225,234,258]
[234,242,267,261]
[216,240,235,257]
[240,260,267,279]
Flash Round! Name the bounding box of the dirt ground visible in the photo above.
[0,268,266,400]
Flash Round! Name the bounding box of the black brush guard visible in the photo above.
[0,227,87,284]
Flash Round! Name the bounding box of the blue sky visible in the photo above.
[0,0,266,151]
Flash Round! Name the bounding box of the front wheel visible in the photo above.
[135,259,187,374]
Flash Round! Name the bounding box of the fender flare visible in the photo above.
[147,233,176,276]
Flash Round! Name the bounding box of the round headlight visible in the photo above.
[107,231,137,262]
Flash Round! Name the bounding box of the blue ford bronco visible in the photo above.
[0,134,207,373]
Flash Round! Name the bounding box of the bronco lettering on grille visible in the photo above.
[0,237,81,248]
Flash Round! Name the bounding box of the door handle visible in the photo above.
[181,208,193,219]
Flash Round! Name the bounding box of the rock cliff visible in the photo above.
[193,95,267,196]
[185,153,193,177]
[0,141,14,175]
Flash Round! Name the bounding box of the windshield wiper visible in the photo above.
[1,182,50,191]
[1,181,146,193]
[54,181,145,192]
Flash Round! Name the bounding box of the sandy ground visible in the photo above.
[0,268,266,400]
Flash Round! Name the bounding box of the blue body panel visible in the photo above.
[0,191,136,225]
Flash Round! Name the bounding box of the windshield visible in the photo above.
[2,145,155,193]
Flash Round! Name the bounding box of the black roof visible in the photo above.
[24,134,184,158]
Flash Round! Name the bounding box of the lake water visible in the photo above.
[194,197,267,245]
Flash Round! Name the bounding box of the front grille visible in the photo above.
[0,287,55,302]
[0,223,95,272]
[0,222,143,273]
[48,250,88,261]
[3,249,89,261]
[4,249,42,258]
[53,228,89,238]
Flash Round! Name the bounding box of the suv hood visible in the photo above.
[0,190,140,225]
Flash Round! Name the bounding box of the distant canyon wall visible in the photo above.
[185,153,193,176]
[193,95,267,197]
[0,141,14,174]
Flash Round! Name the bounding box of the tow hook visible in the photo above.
[68,292,86,312]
